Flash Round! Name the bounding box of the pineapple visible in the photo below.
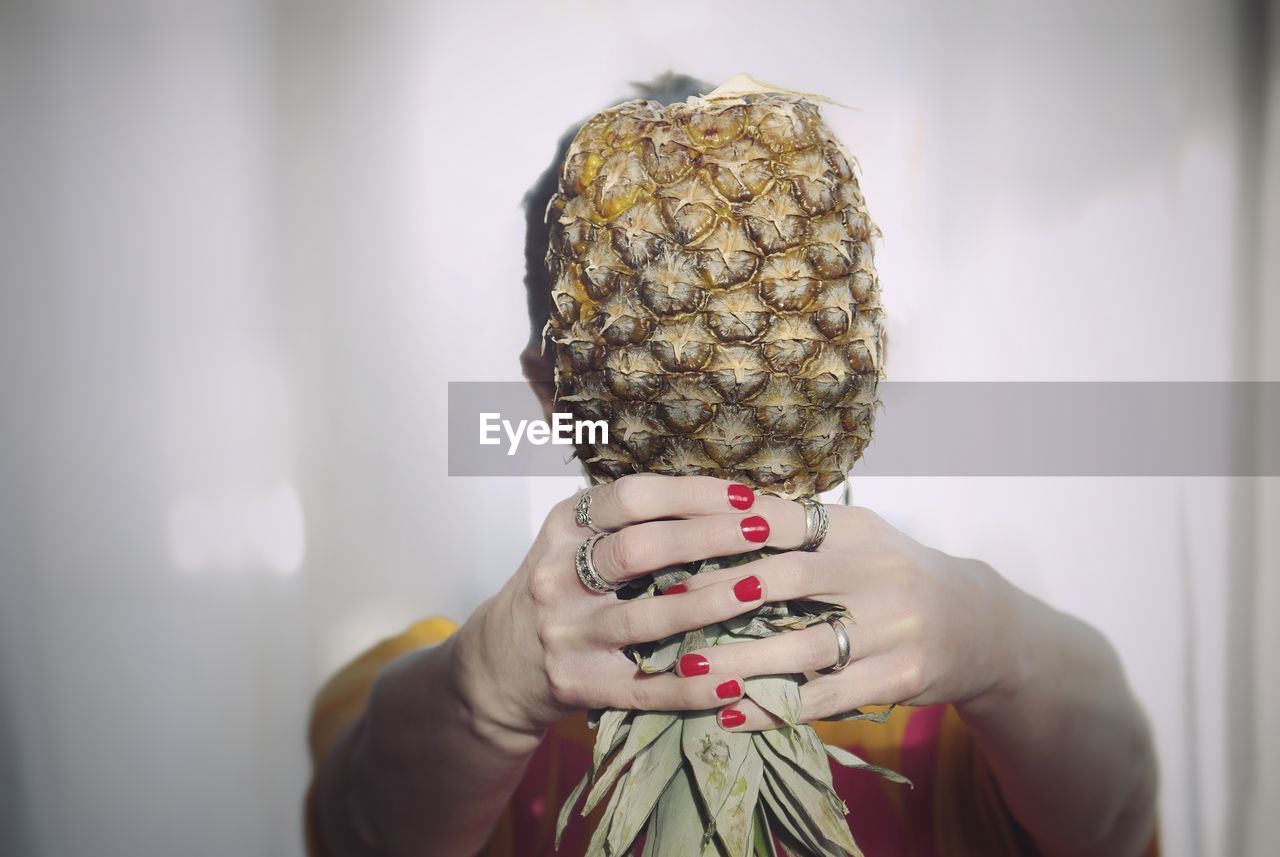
[546,76,883,501]
[547,77,901,857]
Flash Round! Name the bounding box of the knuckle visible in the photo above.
[850,505,885,528]
[705,586,739,624]
[534,616,571,652]
[545,658,580,706]
[781,551,814,585]
[599,530,641,577]
[612,605,645,643]
[626,680,658,711]
[609,474,647,520]
[526,564,561,607]
[697,518,727,555]
[896,652,926,699]
[804,680,842,719]
[804,627,835,669]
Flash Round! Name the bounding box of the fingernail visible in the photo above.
[678,653,710,677]
[733,575,762,602]
[716,679,742,699]
[727,484,755,510]
[719,708,746,728]
[740,515,769,543]
[663,583,688,595]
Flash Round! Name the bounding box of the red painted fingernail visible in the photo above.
[719,708,746,727]
[663,583,688,595]
[733,575,762,602]
[727,484,755,510]
[740,515,769,543]
[716,679,742,699]
[678,653,709,676]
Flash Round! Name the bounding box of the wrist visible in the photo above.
[957,563,1030,722]
[449,600,548,758]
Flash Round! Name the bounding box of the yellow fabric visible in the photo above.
[305,618,1159,857]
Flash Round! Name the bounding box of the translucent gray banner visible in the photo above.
[447,382,1280,477]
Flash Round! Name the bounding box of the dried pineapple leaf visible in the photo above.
[757,730,857,856]
[756,771,816,856]
[752,802,779,857]
[682,710,754,854]
[642,766,720,857]
[715,741,764,857]
[826,704,896,723]
[607,718,686,855]
[555,769,591,849]
[587,769,629,856]
[745,676,803,726]
[678,626,709,658]
[651,567,692,591]
[761,723,843,800]
[593,709,631,769]
[703,73,854,110]
[759,760,855,857]
[584,712,675,815]
[632,634,683,674]
[823,743,911,787]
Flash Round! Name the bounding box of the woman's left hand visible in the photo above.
[667,500,1022,730]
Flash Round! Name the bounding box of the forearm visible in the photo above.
[957,581,1158,857]
[313,624,543,857]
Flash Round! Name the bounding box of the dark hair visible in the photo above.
[521,73,713,352]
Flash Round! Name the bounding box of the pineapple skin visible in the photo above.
[546,92,883,500]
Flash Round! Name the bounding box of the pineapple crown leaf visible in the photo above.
[704,73,857,111]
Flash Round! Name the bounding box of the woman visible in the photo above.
[305,77,1159,857]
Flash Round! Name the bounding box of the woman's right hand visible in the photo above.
[449,474,781,754]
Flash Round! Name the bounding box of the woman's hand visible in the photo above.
[652,500,1158,856]
[659,501,1021,731]
[451,473,786,754]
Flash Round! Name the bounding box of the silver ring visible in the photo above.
[824,617,852,672]
[575,489,604,534]
[796,497,829,551]
[575,533,619,594]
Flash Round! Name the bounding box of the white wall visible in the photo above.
[0,1,1273,856]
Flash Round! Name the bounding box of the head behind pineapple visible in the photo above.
[524,74,883,501]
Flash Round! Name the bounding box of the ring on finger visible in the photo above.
[820,616,853,673]
[574,488,605,534]
[796,496,829,551]
[575,532,620,594]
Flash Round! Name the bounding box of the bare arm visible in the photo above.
[311,605,546,857]
[956,584,1158,856]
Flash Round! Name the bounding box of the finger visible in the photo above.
[675,550,842,602]
[797,658,906,722]
[717,659,900,733]
[723,497,885,553]
[741,493,810,548]
[714,697,783,732]
[589,512,773,585]
[674,619,875,679]
[603,569,768,644]
[594,660,746,712]
[582,474,757,531]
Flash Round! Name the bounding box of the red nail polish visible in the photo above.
[733,575,762,602]
[720,708,746,727]
[678,653,710,676]
[727,483,755,510]
[716,679,742,699]
[740,515,769,543]
[663,583,688,595]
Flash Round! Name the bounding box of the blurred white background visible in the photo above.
[1,1,1277,855]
